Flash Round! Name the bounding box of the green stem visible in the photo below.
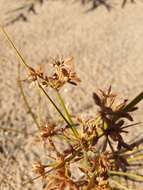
[18,65,40,129]
[109,170,143,181]
[56,90,73,124]
[0,25,31,70]
[56,90,79,136]
[124,145,143,157]
[123,91,143,112]
[38,84,79,138]
[127,154,143,162]
[110,179,130,190]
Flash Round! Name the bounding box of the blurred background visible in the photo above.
[0,0,143,189]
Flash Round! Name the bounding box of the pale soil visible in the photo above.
[0,0,143,189]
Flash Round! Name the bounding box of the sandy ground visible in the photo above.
[0,0,143,189]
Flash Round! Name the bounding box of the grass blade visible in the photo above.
[38,84,79,138]
[109,170,143,182]
[18,64,40,129]
[0,25,31,70]
[123,92,143,112]
[110,178,130,190]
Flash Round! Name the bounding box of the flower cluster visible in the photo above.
[20,56,143,190]
[27,56,80,90]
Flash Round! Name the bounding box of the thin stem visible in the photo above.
[123,91,143,112]
[110,178,130,190]
[0,25,31,70]
[109,170,143,181]
[23,147,81,185]
[55,90,79,136]
[107,137,115,153]
[56,90,73,124]
[124,145,143,157]
[18,64,40,129]
[127,154,143,162]
[38,84,79,138]
[121,122,141,130]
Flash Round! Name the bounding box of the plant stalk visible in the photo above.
[38,84,79,138]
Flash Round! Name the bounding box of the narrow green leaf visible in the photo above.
[109,170,143,182]
[38,84,79,138]
[110,178,130,190]
[123,91,143,112]
[18,64,40,129]
[0,25,31,70]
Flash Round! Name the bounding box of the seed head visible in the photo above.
[32,161,45,176]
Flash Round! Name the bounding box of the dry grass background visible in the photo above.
[0,0,143,189]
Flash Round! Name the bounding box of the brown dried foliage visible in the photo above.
[18,56,143,190]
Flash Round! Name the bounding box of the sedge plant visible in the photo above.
[1,25,143,190]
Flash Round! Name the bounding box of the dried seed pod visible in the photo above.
[32,161,45,176]
[40,123,56,138]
